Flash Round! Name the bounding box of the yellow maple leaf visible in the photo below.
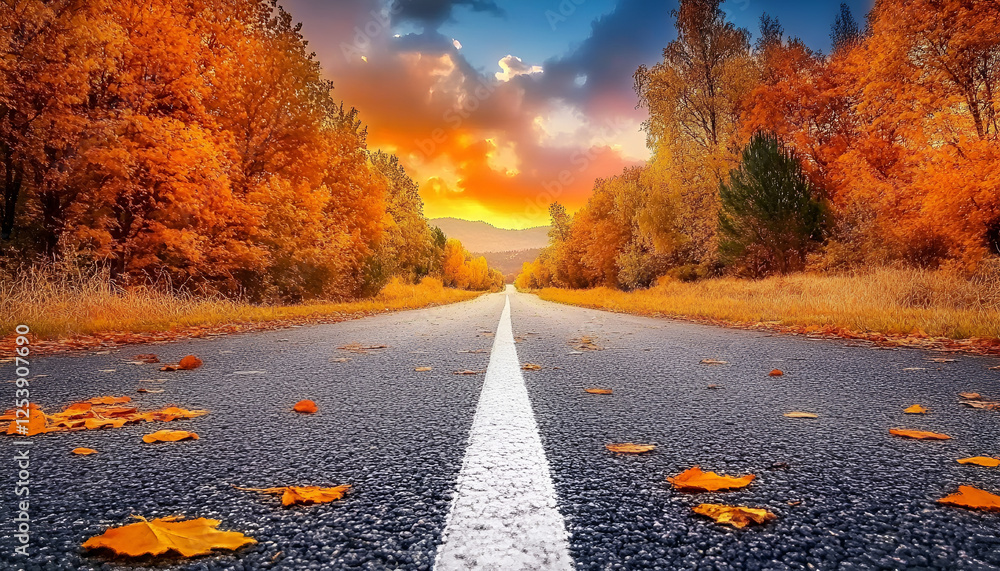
[82,516,255,557]
[693,503,777,528]
[238,485,351,506]
[667,466,755,492]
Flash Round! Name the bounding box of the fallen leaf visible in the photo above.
[331,358,350,363]
[904,404,928,414]
[87,396,131,405]
[929,357,956,363]
[787,500,802,506]
[937,485,1000,512]
[959,398,1000,410]
[82,516,255,558]
[783,412,818,419]
[521,363,543,371]
[134,354,160,364]
[957,456,1000,467]
[606,443,655,454]
[72,447,98,455]
[990,366,1000,371]
[692,503,777,528]
[572,336,602,351]
[768,369,784,377]
[959,392,982,400]
[338,343,388,354]
[889,428,951,440]
[4,404,48,435]
[137,388,165,394]
[160,355,202,372]
[700,359,728,365]
[237,485,351,506]
[142,430,199,443]
[902,367,927,371]
[453,370,484,375]
[706,384,721,390]
[293,400,318,414]
[585,388,613,395]
[415,366,433,372]
[667,466,755,492]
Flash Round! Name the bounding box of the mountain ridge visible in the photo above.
[431,217,551,253]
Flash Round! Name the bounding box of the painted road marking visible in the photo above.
[434,294,573,571]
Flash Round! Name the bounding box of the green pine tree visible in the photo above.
[718,132,826,276]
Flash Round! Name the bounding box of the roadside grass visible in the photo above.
[0,270,481,340]
[532,266,1000,341]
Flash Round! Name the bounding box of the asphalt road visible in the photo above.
[2,287,1000,570]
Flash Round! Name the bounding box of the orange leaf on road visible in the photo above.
[160,355,202,371]
[72,447,98,455]
[904,404,928,414]
[585,388,613,395]
[415,367,432,372]
[238,485,351,506]
[606,443,655,454]
[768,369,784,377]
[142,430,199,444]
[521,363,543,371]
[938,485,1000,512]
[82,516,255,558]
[293,400,317,414]
[889,428,951,440]
[667,466,755,492]
[783,412,818,418]
[957,456,1000,467]
[693,503,777,528]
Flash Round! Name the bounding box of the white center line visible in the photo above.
[434,294,574,571]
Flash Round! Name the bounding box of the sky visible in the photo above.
[280,0,874,229]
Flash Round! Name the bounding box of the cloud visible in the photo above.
[394,0,503,30]
[495,55,543,82]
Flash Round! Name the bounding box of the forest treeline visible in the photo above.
[0,0,501,301]
[518,0,1000,290]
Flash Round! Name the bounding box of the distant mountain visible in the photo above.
[473,249,543,283]
[431,218,551,253]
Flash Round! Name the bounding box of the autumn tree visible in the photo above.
[718,132,826,275]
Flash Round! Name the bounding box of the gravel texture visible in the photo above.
[510,292,1000,571]
[2,288,999,570]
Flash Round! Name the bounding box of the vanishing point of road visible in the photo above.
[3,286,1000,570]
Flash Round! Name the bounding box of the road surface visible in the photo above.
[3,286,1000,570]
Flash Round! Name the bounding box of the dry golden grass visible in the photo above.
[0,270,480,340]
[533,266,1000,340]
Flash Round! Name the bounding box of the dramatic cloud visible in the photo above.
[280,0,667,228]
[394,0,504,30]
[495,55,543,82]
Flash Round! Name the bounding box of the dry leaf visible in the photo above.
[768,369,784,377]
[237,485,351,506]
[585,388,613,395]
[693,503,777,528]
[415,366,433,372]
[82,516,255,558]
[338,343,388,354]
[160,355,202,372]
[142,429,199,443]
[783,412,818,418]
[957,456,1000,467]
[572,336,602,351]
[87,396,131,405]
[137,388,165,394]
[700,359,728,365]
[706,384,721,390]
[134,354,160,364]
[72,447,98,455]
[4,404,47,436]
[889,428,951,440]
[929,357,956,363]
[904,404,928,414]
[959,392,982,400]
[938,485,1000,512]
[521,363,543,371]
[606,443,655,454]
[453,370,484,375]
[331,357,350,363]
[293,400,318,414]
[787,500,802,506]
[667,466,755,492]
